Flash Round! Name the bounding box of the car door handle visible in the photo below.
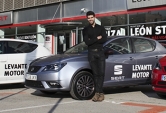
[155,56,158,59]
[130,57,134,60]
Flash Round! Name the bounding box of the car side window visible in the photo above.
[0,41,4,54]
[6,41,38,54]
[132,38,154,53]
[104,38,132,54]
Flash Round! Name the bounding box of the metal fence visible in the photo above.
[0,0,70,12]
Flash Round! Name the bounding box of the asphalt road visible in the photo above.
[0,84,166,113]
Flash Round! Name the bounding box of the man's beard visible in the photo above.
[90,21,95,25]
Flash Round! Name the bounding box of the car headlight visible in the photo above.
[154,62,161,70]
[42,63,67,72]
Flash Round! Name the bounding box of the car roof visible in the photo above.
[107,36,157,41]
[0,38,38,44]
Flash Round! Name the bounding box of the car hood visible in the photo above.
[31,54,86,66]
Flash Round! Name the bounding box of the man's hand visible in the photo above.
[97,36,102,39]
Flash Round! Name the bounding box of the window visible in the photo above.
[132,38,154,53]
[101,14,127,26]
[104,38,131,54]
[129,9,166,24]
[129,13,146,24]
[0,41,4,54]
[5,41,38,54]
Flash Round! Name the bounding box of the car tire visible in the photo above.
[156,93,166,98]
[40,90,57,95]
[70,71,95,100]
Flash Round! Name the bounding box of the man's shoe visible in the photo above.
[92,93,100,102]
[98,93,104,102]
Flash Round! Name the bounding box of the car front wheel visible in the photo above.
[70,71,95,100]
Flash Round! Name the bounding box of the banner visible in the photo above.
[44,35,53,54]
[130,25,166,40]
[127,0,166,9]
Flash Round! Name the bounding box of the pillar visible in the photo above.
[0,29,4,38]
[36,24,45,45]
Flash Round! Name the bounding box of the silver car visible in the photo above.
[25,36,166,100]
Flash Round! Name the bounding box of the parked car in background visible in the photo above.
[0,39,52,84]
[25,36,166,100]
[152,56,166,98]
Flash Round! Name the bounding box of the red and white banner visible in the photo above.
[71,31,76,46]
[44,35,54,54]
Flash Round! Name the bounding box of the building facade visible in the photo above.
[0,0,166,54]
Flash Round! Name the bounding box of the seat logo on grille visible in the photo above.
[31,67,35,72]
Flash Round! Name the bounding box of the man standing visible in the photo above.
[83,11,107,102]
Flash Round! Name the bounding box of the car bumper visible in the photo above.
[152,86,166,93]
[25,71,72,91]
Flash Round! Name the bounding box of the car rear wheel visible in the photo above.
[156,93,166,98]
[70,71,95,100]
[40,90,57,95]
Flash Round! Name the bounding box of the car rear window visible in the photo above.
[132,38,155,53]
[6,41,38,54]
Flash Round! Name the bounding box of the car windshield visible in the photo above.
[64,42,88,54]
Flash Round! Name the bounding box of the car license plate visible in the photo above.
[161,75,166,81]
[26,74,37,81]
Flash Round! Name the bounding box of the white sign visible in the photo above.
[17,35,36,40]
[44,35,53,54]
[132,64,152,78]
[106,27,126,36]
[114,65,123,75]
[0,11,13,25]
[127,0,166,9]
[111,76,125,81]
[130,25,166,35]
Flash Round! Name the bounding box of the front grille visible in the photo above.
[28,66,41,73]
[157,81,166,86]
[25,80,44,88]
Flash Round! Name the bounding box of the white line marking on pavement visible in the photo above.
[0,100,126,112]
[0,101,81,113]
[104,100,125,104]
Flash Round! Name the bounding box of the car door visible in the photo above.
[104,37,137,86]
[131,38,159,84]
[0,41,8,83]
[5,41,29,83]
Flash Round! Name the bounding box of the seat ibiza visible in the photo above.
[25,36,166,100]
[0,38,51,84]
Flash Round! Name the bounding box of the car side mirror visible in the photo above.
[105,49,113,55]
[104,49,113,58]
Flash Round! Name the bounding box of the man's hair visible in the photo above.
[86,11,95,17]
